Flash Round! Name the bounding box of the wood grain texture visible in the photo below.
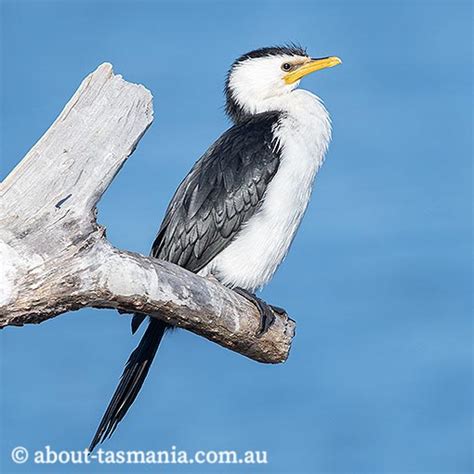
[0,63,296,364]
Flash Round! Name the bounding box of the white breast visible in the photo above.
[200,90,332,292]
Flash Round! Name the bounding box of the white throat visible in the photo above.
[272,88,332,157]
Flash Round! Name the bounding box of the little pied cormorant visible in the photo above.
[89,45,341,451]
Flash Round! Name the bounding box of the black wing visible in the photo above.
[131,111,282,332]
[152,111,282,272]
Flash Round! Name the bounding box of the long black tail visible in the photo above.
[89,318,167,452]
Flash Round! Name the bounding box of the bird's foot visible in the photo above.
[233,288,284,336]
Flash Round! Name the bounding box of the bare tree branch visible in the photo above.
[0,63,295,364]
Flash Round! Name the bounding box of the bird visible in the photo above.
[89,44,341,451]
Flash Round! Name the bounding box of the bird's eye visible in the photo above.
[281,63,292,71]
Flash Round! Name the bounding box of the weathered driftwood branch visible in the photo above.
[0,63,295,363]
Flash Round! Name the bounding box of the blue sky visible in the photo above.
[0,1,472,473]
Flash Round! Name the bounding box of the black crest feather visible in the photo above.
[232,43,307,63]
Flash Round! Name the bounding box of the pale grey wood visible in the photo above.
[0,63,295,364]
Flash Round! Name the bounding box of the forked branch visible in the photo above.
[0,63,295,363]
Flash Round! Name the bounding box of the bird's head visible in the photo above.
[225,45,341,123]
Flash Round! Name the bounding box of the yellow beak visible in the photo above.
[284,56,342,84]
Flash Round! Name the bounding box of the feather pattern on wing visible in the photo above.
[151,111,283,272]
